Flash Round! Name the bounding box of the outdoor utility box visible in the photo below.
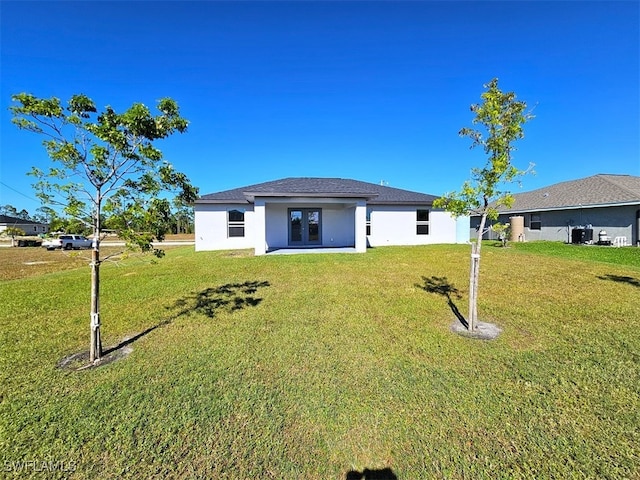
[509,216,525,242]
[571,228,593,244]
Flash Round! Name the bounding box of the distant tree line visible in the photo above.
[0,202,194,236]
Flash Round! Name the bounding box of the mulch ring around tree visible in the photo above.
[451,320,502,340]
[57,345,133,371]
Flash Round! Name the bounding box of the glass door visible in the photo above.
[289,208,322,246]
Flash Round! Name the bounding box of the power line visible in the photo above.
[0,181,39,203]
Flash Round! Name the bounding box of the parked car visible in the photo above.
[42,234,93,250]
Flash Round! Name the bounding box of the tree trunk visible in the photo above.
[89,194,102,363]
[468,244,477,331]
[89,241,101,362]
[468,213,488,330]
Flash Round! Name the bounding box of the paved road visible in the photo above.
[101,241,194,246]
[0,241,194,248]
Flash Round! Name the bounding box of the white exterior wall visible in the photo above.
[254,200,266,255]
[323,206,356,247]
[264,202,356,250]
[195,201,464,253]
[367,206,460,247]
[354,201,367,252]
[456,216,471,243]
[194,203,254,251]
[264,204,289,250]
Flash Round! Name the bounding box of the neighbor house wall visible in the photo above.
[194,203,254,251]
[471,204,639,244]
[0,222,49,235]
[367,206,459,247]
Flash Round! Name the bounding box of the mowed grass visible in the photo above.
[0,243,639,479]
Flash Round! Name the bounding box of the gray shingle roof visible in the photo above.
[497,174,640,213]
[197,178,438,205]
[0,215,45,225]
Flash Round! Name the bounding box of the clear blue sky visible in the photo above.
[1,1,638,215]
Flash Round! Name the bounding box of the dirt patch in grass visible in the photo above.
[57,345,134,371]
[222,249,253,258]
[0,244,186,281]
[450,320,503,339]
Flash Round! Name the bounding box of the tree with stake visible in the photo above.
[434,78,534,331]
[10,93,198,363]
[3,226,26,247]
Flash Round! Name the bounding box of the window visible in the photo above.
[366,208,372,236]
[228,209,245,237]
[530,213,541,230]
[416,209,429,235]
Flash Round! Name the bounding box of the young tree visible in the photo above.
[3,226,26,247]
[11,93,198,363]
[491,221,511,248]
[434,79,533,331]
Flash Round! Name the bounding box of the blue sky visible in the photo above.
[1,1,638,215]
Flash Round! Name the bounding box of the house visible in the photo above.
[194,177,469,255]
[473,174,640,245]
[0,215,49,236]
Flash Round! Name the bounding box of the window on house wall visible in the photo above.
[416,209,430,235]
[228,209,245,237]
[530,213,541,230]
[366,208,372,236]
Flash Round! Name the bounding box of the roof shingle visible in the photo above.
[497,174,640,212]
[197,177,438,205]
[0,215,45,225]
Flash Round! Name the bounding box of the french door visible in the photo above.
[289,208,322,246]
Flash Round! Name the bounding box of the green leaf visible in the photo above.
[10,92,194,250]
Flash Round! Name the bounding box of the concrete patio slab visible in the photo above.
[266,247,358,255]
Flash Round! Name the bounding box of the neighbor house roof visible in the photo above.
[0,215,46,225]
[496,174,640,213]
[196,178,438,205]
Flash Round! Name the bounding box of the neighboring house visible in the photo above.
[195,177,469,255]
[472,174,640,245]
[0,215,49,236]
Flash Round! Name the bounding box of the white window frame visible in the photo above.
[227,209,245,238]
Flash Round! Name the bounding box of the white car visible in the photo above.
[42,234,93,250]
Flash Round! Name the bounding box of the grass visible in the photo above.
[508,240,640,268]
[1,242,639,479]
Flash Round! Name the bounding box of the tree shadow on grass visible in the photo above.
[416,275,468,329]
[346,467,398,480]
[60,280,270,369]
[597,274,640,288]
[166,280,271,319]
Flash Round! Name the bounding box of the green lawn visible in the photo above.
[1,243,639,479]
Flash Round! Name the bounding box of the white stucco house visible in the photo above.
[194,177,469,255]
